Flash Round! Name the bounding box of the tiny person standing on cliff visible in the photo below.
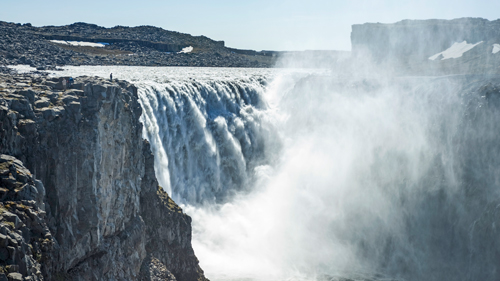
[110,73,113,81]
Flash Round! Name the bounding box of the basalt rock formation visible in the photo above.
[0,72,207,281]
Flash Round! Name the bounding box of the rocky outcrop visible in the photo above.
[0,154,51,281]
[0,72,207,281]
[140,144,206,281]
[0,21,275,68]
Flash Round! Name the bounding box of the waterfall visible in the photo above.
[49,66,500,281]
[138,75,283,204]
[141,72,500,281]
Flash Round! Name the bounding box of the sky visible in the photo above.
[1,0,499,51]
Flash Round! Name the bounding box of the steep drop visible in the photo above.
[138,70,500,281]
[138,75,281,204]
[28,66,500,281]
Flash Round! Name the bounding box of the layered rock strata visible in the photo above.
[0,72,207,281]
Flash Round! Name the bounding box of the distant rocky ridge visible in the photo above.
[350,17,500,74]
[0,72,207,281]
[3,18,500,73]
[0,21,277,68]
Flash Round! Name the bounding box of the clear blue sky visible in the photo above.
[1,0,499,51]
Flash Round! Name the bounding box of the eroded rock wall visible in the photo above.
[140,143,206,281]
[0,154,51,281]
[0,73,206,281]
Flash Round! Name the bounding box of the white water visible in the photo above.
[28,65,500,281]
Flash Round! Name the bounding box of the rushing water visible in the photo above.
[18,65,500,281]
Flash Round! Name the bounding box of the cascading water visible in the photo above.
[42,66,500,281]
[137,76,282,204]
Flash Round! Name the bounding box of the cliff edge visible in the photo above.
[0,72,207,281]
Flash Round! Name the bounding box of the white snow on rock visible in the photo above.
[428,41,483,60]
[178,46,193,54]
[50,40,106,48]
[493,44,500,54]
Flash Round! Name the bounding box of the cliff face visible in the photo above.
[0,72,207,281]
[139,144,206,281]
[351,18,500,60]
[350,18,500,74]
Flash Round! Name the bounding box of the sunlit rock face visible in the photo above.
[31,78,147,281]
[0,72,207,281]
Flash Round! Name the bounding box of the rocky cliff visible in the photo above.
[0,72,207,281]
[351,18,500,74]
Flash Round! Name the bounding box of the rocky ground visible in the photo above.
[0,21,277,68]
[0,72,207,280]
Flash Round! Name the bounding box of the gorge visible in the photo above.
[1,17,500,281]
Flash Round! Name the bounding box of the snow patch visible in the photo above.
[428,41,483,61]
[50,40,106,48]
[493,44,500,54]
[178,46,193,54]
